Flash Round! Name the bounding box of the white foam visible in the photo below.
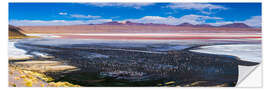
[30,51,54,58]
[26,34,61,38]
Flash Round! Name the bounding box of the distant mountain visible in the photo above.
[9,25,26,37]
[219,23,251,28]
[101,21,124,25]
[143,23,169,26]
[176,23,195,27]
[99,21,143,25]
[124,21,145,25]
[97,21,168,26]
[93,21,252,28]
[194,24,214,28]
[177,23,215,28]
[176,23,252,28]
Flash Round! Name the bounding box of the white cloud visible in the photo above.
[9,19,112,26]
[167,3,227,14]
[168,3,227,10]
[9,15,222,26]
[58,12,68,15]
[9,15,261,27]
[85,3,154,9]
[57,12,101,19]
[207,16,262,27]
[70,14,101,19]
[207,21,234,26]
[239,16,261,27]
[125,15,223,25]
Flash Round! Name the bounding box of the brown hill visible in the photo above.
[9,25,27,39]
[177,23,251,28]
[219,23,251,28]
[177,23,195,27]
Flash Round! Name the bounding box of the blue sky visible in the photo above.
[9,3,262,27]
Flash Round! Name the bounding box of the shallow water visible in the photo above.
[13,38,260,87]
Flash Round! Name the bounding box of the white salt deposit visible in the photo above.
[8,41,33,60]
[9,40,53,60]
[30,51,54,58]
[26,34,61,38]
[190,44,261,63]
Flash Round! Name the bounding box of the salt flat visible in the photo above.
[8,40,33,60]
[190,44,261,63]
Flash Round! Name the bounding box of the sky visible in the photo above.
[9,3,262,27]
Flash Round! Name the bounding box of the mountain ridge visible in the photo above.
[92,21,252,28]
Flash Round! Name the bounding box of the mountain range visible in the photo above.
[93,21,252,28]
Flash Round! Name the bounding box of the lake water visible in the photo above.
[12,38,260,87]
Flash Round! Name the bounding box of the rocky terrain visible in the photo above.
[8,26,80,87]
[9,25,27,39]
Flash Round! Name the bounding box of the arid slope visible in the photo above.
[9,25,27,38]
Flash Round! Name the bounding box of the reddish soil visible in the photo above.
[57,35,261,40]
[19,25,261,34]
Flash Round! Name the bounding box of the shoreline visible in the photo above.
[8,39,80,87]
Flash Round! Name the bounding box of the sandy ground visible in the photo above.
[8,39,79,87]
[9,66,48,87]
